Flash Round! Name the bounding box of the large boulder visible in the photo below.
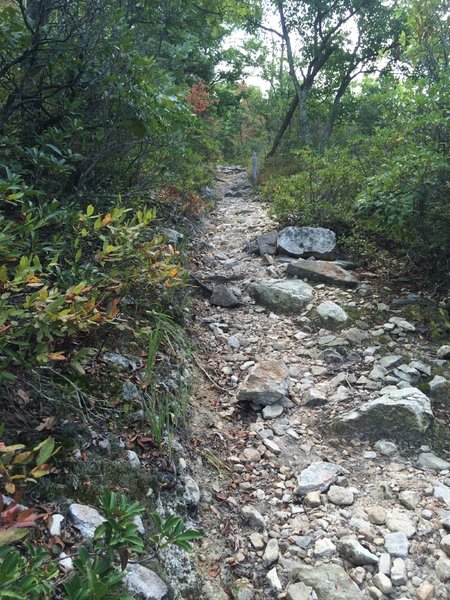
[277,226,336,259]
[286,258,358,288]
[237,359,290,407]
[332,387,433,441]
[248,280,313,313]
[294,564,363,600]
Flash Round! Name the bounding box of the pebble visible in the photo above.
[265,567,282,592]
[262,538,279,567]
[372,572,393,594]
[314,538,336,558]
[339,538,379,565]
[327,485,355,506]
[391,558,407,585]
[367,505,386,525]
[384,532,410,558]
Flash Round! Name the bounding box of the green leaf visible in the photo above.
[35,438,55,466]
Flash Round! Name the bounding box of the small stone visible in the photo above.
[385,510,416,538]
[316,300,348,324]
[367,505,386,525]
[58,552,74,571]
[327,485,355,506]
[418,452,450,471]
[228,336,241,349]
[183,475,201,507]
[125,564,168,599]
[262,404,284,419]
[262,538,279,567]
[374,440,398,456]
[210,285,239,307]
[339,538,378,565]
[296,461,342,495]
[266,567,282,592]
[399,490,421,510]
[378,553,391,575]
[127,450,141,468]
[48,514,64,536]
[304,491,321,508]
[441,534,450,555]
[416,581,434,600]
[436,558,450,582]
[437,345,450,360]
[314,538,336,558]
[242,448,262,463]
[372,573,392,595]
[391,558,407,586]
[263,438,281,455]
[249,532,265,550]
[68,504,105,539]
[384,532,410,558]
[286,582,313,600]
[241,506,265,530]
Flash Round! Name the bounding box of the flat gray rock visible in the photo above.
[339,538,379,565]
[297,461,342,495]
[277,226,336,259]
[237,359,290,407]
[286,258,358,287]
[331,387,433,441]
[418,452,450,471]
[248,279,313,313]
[294,563,363,600]
[210,285,239,307]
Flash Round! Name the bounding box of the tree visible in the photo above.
[265,0,402,156]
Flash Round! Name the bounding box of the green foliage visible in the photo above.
[94,489,144,559]
[0,544,58,600]
[0,434,58,497]
[262,147,363,233]
[149,512,203,552]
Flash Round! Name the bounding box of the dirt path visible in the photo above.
[185,167,450,600]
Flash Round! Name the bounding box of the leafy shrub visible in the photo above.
[262,147,363,233]
[0,489,202,598]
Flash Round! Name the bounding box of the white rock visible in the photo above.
[418,452,450,471]
[373,573,392,594]
[262,538,279,567]
[339,538,378,565]
[266,567,282,592]
[297,461,342,495]
[316,301,348,323]
[48,513,64,536]
[437,345,450,360]
[391,558,407,586]
[327,485,354,506]
[125,564,168,599]
[127,450,141,468]
[241,505,266,530]
[68,504,105,539]
[386,510,416,538]
[314,538,336,558]
[384,532,410,558]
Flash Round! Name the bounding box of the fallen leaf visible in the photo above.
[35,416,57,431]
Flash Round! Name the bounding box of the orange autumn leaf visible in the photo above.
[47,353,67,361]
[102,214,112,226]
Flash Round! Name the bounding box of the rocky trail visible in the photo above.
[184,166,450,600]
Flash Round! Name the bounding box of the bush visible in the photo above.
[261,147,363,234]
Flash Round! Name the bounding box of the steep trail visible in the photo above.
[185,167,450,600]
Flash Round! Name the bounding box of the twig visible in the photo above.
[192,356,230,393]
